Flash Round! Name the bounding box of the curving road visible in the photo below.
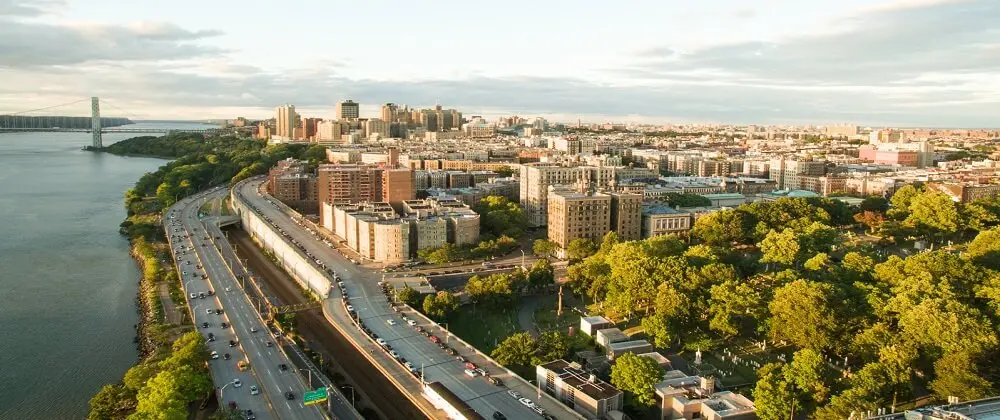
[235,179,580,420]
[167,188,328,420]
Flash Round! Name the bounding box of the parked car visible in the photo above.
[488,377,503,386]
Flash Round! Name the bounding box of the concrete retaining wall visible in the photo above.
[231,181,332,299]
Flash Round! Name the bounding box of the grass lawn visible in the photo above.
[533,296,582,333]
[447,305,519,354]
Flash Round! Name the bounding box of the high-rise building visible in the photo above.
[301,117,322,140]
[335,100,360,120]
[364,118,390,139]
[275,104,296,139]
[380,103,398,123]
[316,121,345,145]
[609,192,643,241]
[547,189,612,252]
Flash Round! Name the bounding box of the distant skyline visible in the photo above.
[0,0,997,127]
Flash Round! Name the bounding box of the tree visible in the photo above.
[888,184,921,219]
[422,292,459,319]
[906,190,960,236]
[473,195,528,238]
[708,280,764,337]
[123,362,159,393]
[854,211,886,234]
[528,259,554,288]
[418,243,465,264]
[397,285,421,307]
[641,315,673,348]
[532,239,556,257]
[768,280,838,351]
[534,331,569,364]
[566,238,598,261]
[692,209,755,245]
[785,349,832,407]
[610,353,665,407]
[966,228,1000,269]
[753,364,796,420]
[929,352,992,401]
[759,229,800,267]
[131,369,187,420]
[797,222,838,256]
[493,166,515,178]
[88,384,136,420]
[860,196,889,213]
[490,332,537,367]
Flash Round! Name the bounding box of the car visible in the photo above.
[415,326,424,333]
[475,368,488,376]
[488,376,503,386]
[456,355,468,363]
[207,290,214,296]
[445,348,456,356]
[210,351,219,359]
[346,305,354,312]
[229,340,237,347]
[285,392,295,400]
[207,333,215,341]
[386,319,397,326]
[389,350,400,359]
[221,322,229,329]
[223,353,231,360]
[190,293,197,299]
[265,341,273,347]
[201,322,209,329]
[507,390,521,399]
[493,412,507,420]
[532,406,546,415]
[250,327,257,333]
[205,309,212,314]
[406,319,417,326]
[215,309,223,314]
[376,338,387,346]
[518,398,534,407]
[464,369,477,377]
[249,386,259,395]
[232,379,242,388]
[199,292,205,299]
[245,410,256,420]
[225,287,231,292]
[279,364,288,371]
[464,362,477,370]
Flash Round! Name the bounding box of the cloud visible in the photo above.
[0,3,223,68]
[631,0,1000,87]
[0,0,58,17]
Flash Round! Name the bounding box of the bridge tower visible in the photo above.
[91,96,102,148]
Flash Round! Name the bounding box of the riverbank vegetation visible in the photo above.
[89,133,325,419]
[564,193,1000,417]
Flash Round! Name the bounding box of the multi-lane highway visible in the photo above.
[166,188,329,420]
[235,179,578,420]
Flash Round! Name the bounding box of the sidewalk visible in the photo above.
[157,282,183,325]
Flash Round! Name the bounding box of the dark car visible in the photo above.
[285,392,295,400]
[223,353,231,360]
[207,333,215,342]
[215,309,223,314]
[221,322,229,329]
[265,341,273,347]
[493,412,507,420]
[279,364,288,371]
[229,340,237,347]
[202,322,209,328]
[488,376,503,386]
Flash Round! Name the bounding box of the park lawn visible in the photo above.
[448,305,519,354]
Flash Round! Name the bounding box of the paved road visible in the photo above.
[237,180,578,420]
[167,189,328,420]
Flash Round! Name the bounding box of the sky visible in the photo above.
[0,0,997,127]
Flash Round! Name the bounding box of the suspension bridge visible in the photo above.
[0,97,219,148]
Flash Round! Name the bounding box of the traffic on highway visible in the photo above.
[166,188,327,420]
[234,179,573,420]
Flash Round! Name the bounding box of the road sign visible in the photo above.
[303,387,328,406]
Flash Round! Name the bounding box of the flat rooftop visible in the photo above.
[538,359,622,401]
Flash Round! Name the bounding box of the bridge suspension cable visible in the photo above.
[100,99,144,120]
[0,98,89,116]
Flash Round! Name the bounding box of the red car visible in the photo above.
[429,335,441,344]
[464,362,477,370]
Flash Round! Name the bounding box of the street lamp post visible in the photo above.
[520,249,526,269]
[442,323,450,344]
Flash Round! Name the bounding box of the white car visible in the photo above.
[190,293,197,299]
[206,309,213,314]
[225,287,231,292]
[233,379,242,388]
[250,385,259,395]
[346,305,354,312]
[389,350,400,359]
[518,398,534,407]
[375,338,387,346]
[210,351,219,359]
[386,319,397,326]
[406,319,417,326]
[464,369,477,377]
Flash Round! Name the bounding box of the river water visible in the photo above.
[0,122,213,419]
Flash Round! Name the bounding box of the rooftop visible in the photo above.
[538,359,622,401]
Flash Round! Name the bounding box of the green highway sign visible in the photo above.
[303,387,328,406]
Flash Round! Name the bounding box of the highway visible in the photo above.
[167,188,328,420]
[236,179,578,420]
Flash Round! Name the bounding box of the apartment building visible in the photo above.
[609,192,643,241]
[275,104,297,139]
[768,157,826,190]
[317,164,383,226]
[335,100,360,120]
[547,189,612,252]
[382,168,415,211]
[536,360,624,420]
[316,120,346,145]
[520,163,615,226]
